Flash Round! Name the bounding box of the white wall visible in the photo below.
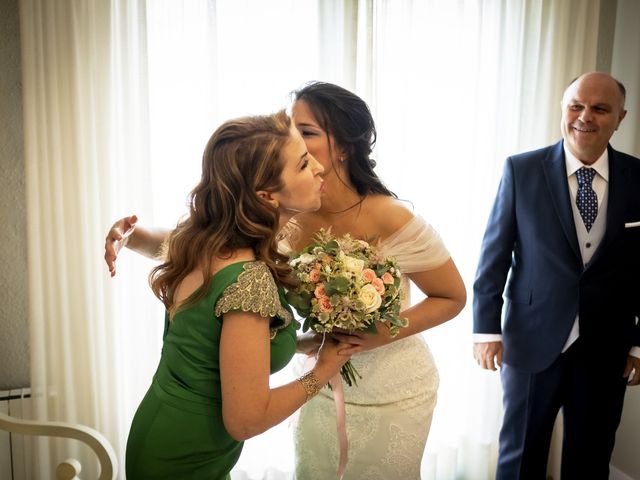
[610,1,640,479]
[610,0,640,157]
[0,0,30,390]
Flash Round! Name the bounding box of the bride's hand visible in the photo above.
[330,324,393,355]
[104,215,138,277]
[297,329,366,356]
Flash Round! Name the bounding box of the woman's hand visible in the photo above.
[313,334,353,379]
[296,331,325,355]
[330,324,392,355]
[104,215,138,277]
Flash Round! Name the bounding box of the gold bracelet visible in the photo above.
[298,371,322,401]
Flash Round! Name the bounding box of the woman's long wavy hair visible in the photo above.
[150,110,296,315]
[292,81,396,197]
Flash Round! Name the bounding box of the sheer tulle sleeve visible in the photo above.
[379,215,450,274]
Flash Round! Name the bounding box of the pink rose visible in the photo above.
[309,269,321,283]
[314,284,327,298]
[381,272,394,284]
[362,268,377,283]
[371,277,385,294]
[319,296,333,312]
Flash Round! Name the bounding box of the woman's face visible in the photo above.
[271,123,325,215]
[291,100,342,173]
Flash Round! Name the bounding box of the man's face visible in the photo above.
[560,73,627,165]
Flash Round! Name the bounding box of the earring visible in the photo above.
[273,201,280,209]
[339,156,344,163]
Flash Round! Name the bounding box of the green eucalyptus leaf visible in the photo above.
[325,276,350,295]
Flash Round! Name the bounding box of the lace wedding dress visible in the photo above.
[292,216,450,479]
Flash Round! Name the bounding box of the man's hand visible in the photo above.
[473,341,503,371]
[624,355,640,386]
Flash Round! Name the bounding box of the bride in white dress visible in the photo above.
[288,82,466,479]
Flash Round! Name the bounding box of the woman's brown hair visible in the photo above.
[150,110,295,314]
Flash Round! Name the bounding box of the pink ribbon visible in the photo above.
[329,373,348,479]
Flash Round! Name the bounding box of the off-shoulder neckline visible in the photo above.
[379,215,423,247]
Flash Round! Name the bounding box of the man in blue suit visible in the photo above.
[473,72,640,479]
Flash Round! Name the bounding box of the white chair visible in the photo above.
[0,411,117,480]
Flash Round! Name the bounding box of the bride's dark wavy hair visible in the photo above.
[150,110,296,314]
[292,81,396,197]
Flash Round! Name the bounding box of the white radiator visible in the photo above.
[0,388,33,480]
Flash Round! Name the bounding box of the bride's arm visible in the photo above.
[395,259,466,338]
[334,259,466,353]
[104,214,171,277]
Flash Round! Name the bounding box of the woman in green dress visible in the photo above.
[122,110,352,479]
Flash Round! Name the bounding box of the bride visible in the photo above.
[286,82,466,479]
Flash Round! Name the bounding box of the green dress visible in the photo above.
[125,261,297,479]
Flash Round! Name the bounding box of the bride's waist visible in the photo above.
[333,335,439,402]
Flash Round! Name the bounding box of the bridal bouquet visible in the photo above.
[286,229,408,386]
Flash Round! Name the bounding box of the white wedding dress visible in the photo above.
[292,215,450,480]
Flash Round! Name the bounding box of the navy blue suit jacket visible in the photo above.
[473,140,640,373]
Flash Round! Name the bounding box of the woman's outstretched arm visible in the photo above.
[104,215,172,277]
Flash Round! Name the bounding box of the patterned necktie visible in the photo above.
[575,167,598,232]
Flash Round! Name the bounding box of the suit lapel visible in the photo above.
[542,141,582,263]
[592,145,626,262]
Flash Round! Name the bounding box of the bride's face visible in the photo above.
[291,100,343,175]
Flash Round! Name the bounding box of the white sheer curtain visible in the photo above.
[20,0,161,477]
[20,0,603,478]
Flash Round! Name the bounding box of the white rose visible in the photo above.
[290,253,316,268]
[358,284,382,313]
[343,255,365,274]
